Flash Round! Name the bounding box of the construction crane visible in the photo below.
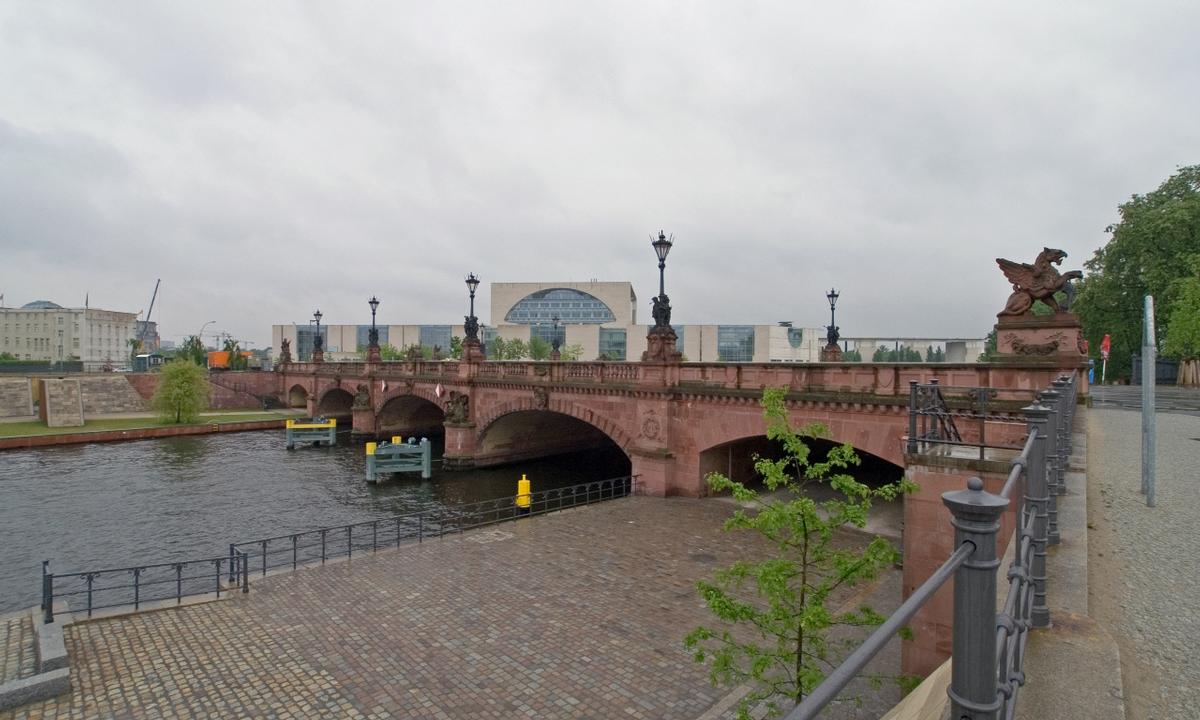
[137,279,161,351]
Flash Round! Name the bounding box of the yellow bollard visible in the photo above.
[392,436,401,445]
[330,418,337,427]
[516,474,531,510]
[366,442,377,456]
[286,419,294,428]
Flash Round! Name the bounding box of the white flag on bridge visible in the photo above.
[435,383,444,398]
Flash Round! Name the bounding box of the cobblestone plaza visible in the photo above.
[1,498,901,719]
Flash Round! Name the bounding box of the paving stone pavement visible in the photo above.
[0,497,902,720]
[0,614,36,684]
[1088,408,1200,719]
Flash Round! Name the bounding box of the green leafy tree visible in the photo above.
[179,335,207,366]
[1163,255,1200,386]
[152,359,209,423]
[449,336,463,360]
[486,337,505,360]
[841,349,863,362]
[1075,165,1200,381]
[685,388,915,718]
[528,336,552,361]
[559,343,584,361]
[379,343,404,361]
[978,330,999,362]
[129,338,143,366]
[502,338,529,360]
[222,338,248,370]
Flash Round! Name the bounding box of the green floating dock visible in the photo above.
[366,436,432,482]
[285,418,337,449]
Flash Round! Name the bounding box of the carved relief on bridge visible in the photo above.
[533,387,549,410]
[445,391,471,425]
[639,409,662,442]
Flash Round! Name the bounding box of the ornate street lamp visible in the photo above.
[551,315,562,352]
[643,230,682,362]
[462,273,483,361]
[312,309,324,363]
[821,289,843,362]
[367,296,381,362]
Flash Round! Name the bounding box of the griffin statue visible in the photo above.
[996,248,1083,316]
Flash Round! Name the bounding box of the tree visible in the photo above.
[129,338,143,366]
[502,338,529,360]
[978,330,999,362]
[222,338,248,370]
[841,349,862,362]
[1075,165,1200,381]
[528,336,552,361]
[685,388,915,717]
[1163,255,1200,386]
[449,336,463,360]
[560,343,584,361]
[152,359,209,423]
[179,335,207,366]
[379,343,404,361]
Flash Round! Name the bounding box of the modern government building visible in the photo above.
[271,281,986,364]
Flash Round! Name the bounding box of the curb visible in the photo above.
[0,607,72,711]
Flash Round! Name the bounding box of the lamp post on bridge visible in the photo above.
[367,296,381,363]
[311,309,324,364]
[820,288,843,362]
[550,314,562,361]
[462,272,484,362]
[642,230,682,363]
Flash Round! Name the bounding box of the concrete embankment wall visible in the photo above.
[0,378,34,418]
[123,372,282,410]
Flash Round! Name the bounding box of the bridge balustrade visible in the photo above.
[787,372,1078,720]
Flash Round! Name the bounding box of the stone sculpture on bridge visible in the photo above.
[996,248,1083,316]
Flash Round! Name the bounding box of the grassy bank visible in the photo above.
[0,411,302,438]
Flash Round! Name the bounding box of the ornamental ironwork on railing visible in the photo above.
[40,477,632,624]
[229,476,632,579]
[42,553,249,624]
[906,380,1032,460]
[789,373,1077,720]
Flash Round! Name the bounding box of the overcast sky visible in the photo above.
[1,1,1196,348]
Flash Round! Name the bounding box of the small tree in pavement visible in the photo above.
[685,387,916,718]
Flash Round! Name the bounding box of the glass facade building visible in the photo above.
[418,325,452,352]
[356,325,389,350]
[599,328,627,361]
[296,326,327,361]
[504,288,616,325]
[717,325,755,362]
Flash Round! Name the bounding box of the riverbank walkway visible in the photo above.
[0,497,903,720]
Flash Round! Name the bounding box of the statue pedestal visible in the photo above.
[366,344,381,363]
[993,314,1087,366]
[642,327,682,363]
[462,338,485,363]
[820,344,843,362]
[311,348,324,364]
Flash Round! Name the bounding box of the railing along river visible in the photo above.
[789,373,1077,720]
[42,476,632,623]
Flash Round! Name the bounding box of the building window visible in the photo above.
[718,325,756,362]
[356,325,389,350]
[529,324,559,346]
[295,326,326,361]
[598,328,626,361]
[504,288,616,325]
[418,325,452,354]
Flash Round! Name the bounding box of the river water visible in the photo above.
[0,431,630,613]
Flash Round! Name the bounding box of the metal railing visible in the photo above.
[42,552,249,624]
[230,476,632,579]
[789,372,1077,720]
[907,380,1032,459]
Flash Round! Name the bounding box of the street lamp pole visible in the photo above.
[643,230,682,363]
[367,296,381,362]
[463,273,483,362]
[551,314,562,361]
[312,309,324,363]
[822,288,843,362]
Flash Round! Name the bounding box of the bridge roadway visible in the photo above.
[280,359,1071,496]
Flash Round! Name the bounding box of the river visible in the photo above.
[0,430,630,613]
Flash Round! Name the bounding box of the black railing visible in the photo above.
[230,476,632,579]
[790,372,1077,720]
[907,380,1031,459]
[42,552,249,624]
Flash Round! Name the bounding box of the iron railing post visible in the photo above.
[1052,377,1071,494]
[1024,400,1051,628]
[42,567,54,624]
[1041,387,1062,545]
[943,477,1007,720]
[241,551,249,593]
[228,544,236,583]
[907,380,919,454]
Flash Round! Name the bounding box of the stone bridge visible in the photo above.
[275,360,1077,496]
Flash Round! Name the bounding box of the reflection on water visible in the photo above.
[0,430,629,612]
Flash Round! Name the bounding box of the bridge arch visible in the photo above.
[474,399,634,468]
[377,393,445,436]
[287,384,309,409]
[317,387,355,418]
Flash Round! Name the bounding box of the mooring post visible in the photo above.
[1024,400,1051,628]
[943,477,1007,719]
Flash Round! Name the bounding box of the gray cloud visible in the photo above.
[1,0,1196,347]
